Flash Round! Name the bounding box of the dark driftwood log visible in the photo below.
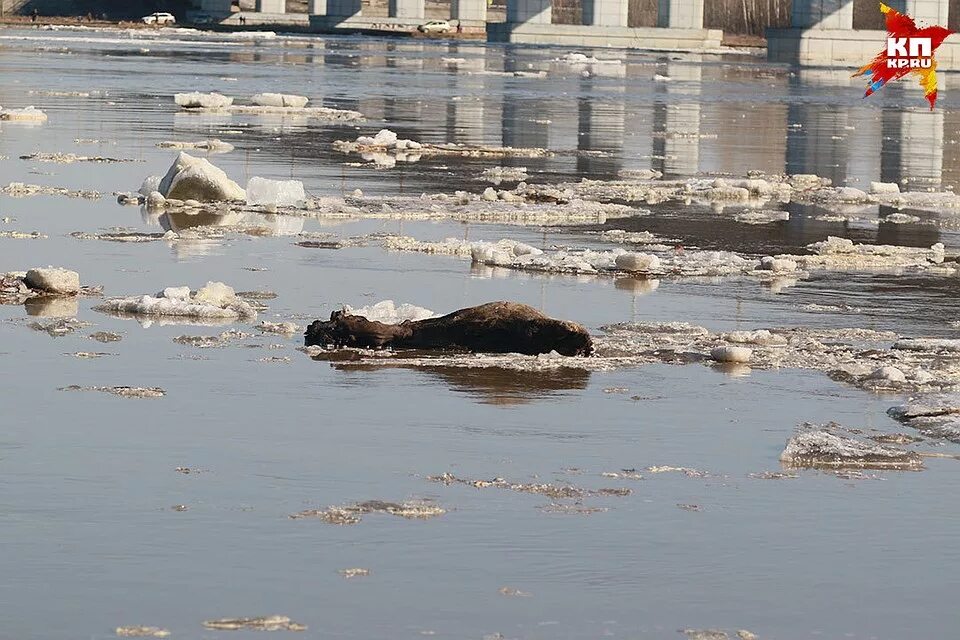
[304,301,593,356]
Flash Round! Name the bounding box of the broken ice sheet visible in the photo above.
[779,424,923,471]
[289,499,445,524]
[427,473,630,500]
[338,568,370,579]
[202,615,306,632]
[59,385,166,399]
[29,318,90,337]
[115,626,170,638]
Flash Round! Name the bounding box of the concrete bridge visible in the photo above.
[197,0,722,50]
[767,0,960,67]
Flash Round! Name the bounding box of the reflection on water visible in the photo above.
[312,353,591,405]
[159,208,305,236]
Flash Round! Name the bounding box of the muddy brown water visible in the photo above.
[0,26,959,640]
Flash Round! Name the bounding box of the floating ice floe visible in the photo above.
[156,139,234,153]
[888,397,960,442]
[555,52,623,65]
[115,625,170,637]
[20,152,135,164]
[151,152,246,202]
[245,177,305,208]
[251,92,309,108]
[95,282,257,323]
[780,426,923,470]
[174,92,362,121]
[202,616,305,632]
[334,129,553,164]
[174,92,234,110]
[0,106,47,122]
[516,170,960,215]
[0,182,100,199]
[290,499,444,524]
[480,166,529,184]
[1,267,96,306]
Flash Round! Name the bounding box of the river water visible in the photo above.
[0,26,958,640]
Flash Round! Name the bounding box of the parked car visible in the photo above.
[417,20,450,34]
[142,12,176,25]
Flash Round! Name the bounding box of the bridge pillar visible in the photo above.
[790,0,852,29]
[200,0,234,11]
[506,0,552,25]
[582,0,628,27]
[657,0,704,29]
[388,0,425,20]
[256,0,286,12]
[451,0,487,22]
[310,0,363,17]
[886,1,950,24]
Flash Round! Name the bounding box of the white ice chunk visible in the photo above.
[710,346,752,363]
[0,106,48,122]
[870,181,901,195]
[158,152,245,202]
[245,177,306,207]
[251,93,309,108]
[174,92,234,109]
[344,300,437,324]
[615,252,661,272]
[139,175,162,197]
[24,267,80,295]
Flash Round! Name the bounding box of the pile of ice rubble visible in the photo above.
[520,171,960,214]
[96,282,257,322]
[382,234,946,280]
[333,129,553,167]
[174,92,362,121]
[1,267,89,303]
[133,152,305,209]
[129,156,634,225]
